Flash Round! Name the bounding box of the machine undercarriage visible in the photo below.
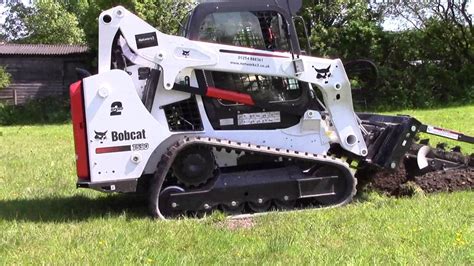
[150,137,356,218]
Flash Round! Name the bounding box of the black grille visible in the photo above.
[164,97,203,131]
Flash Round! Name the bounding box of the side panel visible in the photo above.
[82,70,171,182]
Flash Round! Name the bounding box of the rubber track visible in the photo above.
[149,136,357,219]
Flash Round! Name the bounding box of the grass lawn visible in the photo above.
[0,105,472,264]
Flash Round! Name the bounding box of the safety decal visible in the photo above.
[426,126,459,140]
[237,111,281,125]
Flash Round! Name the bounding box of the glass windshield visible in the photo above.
[198,11,301,104]
[198,11,289,51]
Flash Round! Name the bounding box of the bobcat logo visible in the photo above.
[94,130,107,141]
[182,50,190,58]
[313,65,331,79]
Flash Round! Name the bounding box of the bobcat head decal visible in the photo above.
[313,64,331,79]
[182,50,190,58]
[94,130,107,140]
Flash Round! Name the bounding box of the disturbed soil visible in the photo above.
[356,162,474,196]
[356,143,474,196]
[217,217,255,230]
[414,168,474,193]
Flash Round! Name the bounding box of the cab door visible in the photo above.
[184,5,313,130]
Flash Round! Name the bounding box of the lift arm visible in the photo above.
[97,6,368,156]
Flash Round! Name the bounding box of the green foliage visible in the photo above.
[302,0,384,59]
[72,0,192,61]
[76,0,136,58]
[27,1,85,44]
[133,0,194,35]
[370,23,474,109]
[300,0,473,110]
[0,97,70,125]
[0,67,11,90]
[1,2,85,44]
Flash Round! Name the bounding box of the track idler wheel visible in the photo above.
[312,166,353,206]
[158,186,185,218]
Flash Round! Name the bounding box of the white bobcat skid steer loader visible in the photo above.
[70,1,473,218]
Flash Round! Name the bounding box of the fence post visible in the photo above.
[13,89,17,106]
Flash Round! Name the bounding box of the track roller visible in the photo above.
[273,198,296,210]
[221,201,245,215]
[247,199,272,212]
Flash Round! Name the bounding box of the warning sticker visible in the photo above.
[237,111,281,125]
[426,126,459,140]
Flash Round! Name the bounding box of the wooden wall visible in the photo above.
[0,55,91,105]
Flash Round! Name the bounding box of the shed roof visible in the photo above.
[0,43,89,55]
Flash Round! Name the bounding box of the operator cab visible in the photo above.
[181,0,315,130]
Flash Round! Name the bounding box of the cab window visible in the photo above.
[198,11,301,104]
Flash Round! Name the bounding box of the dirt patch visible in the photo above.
[372,169,408,195]
[356,161,408,195]
[357,161,473,196]
[414,168,474,193]
[218,217,255,230]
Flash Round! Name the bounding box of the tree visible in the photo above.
[0,3,33,42]
[77,0,193,56]
[1,2,85,44]
[133,0,194,35]
[380,0,474,105]
[300,0,385,59]
[297,0,474,109]
[385,0,472,63]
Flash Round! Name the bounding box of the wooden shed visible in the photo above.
[0,43,91,105]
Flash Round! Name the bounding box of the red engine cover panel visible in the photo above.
[69,81,90,180]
